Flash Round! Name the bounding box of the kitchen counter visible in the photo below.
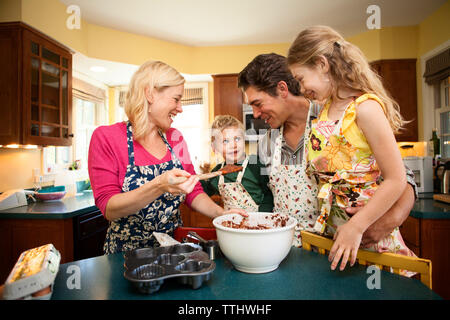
[51,247,440,300]
[410,193,450,219]
[0,191,97,219]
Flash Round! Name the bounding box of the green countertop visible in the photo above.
[410,193,450,219]
[51,247,440,300]
[1,191,448,220]
[0,191,97,219]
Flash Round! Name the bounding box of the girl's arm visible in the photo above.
[329,99,407,271]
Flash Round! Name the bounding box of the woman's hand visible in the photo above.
[156,168,199,195]
[328,221,363,271]
[221,207,248,217]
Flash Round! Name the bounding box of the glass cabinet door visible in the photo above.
[27,36,71,144]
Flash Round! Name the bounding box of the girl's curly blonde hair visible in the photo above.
[287,25,405,133]
[125,60,185,140]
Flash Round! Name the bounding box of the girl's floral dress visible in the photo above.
[306,94,416,274]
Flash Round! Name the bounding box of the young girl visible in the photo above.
[287,26,415,272]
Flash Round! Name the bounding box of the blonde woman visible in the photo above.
[88,60,245,254]
[287,26,415,272]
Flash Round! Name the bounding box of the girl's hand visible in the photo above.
[328,221,363,271]
[157,169,198,195]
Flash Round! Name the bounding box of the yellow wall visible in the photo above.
[0,148,41,191]
[416,0,450,141]
[418,0,450,57]
[1,0,449,191]
[0,0,22,22]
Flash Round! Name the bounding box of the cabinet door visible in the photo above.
[73,210,108,260]
[213,74,243,121]
[0,25,21,145]
[22,29,73,146]
[371,59,418,142]
[0,218,74,284]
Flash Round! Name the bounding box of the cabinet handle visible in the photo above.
[66,133,74,138]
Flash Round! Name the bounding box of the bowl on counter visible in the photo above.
[212,212,296,273]
[34,187,66,201]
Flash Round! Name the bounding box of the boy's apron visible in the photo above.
[306,95,416,272]
[103,121,186,254]
[268,107,319,247]
[218,156,259,212]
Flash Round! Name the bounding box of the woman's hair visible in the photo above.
[238,53,301,97]
[287,25,405,133]
[211,115,244,143]
[125,60,185,140]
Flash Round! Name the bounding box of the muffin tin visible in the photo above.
[123,243,215,294]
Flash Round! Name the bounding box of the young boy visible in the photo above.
[201,115,273,212]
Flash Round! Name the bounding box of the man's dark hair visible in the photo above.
[238,53,301,97]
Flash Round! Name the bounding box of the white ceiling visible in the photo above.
[60,0,446,47]
[67,0,447,86]
[73,52,213,86]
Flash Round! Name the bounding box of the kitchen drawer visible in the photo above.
[75,210,108,240]
[399,216,420,247]
[73,210,108,261]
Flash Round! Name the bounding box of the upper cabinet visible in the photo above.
[213,74,243,121]
[370,59,418,142]
[0,22,73,146]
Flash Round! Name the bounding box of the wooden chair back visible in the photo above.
[300,230,432,289]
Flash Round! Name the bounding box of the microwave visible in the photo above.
[243,104,270,141]
[402,156,433,193]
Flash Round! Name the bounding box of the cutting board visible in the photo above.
[432,193,450,204]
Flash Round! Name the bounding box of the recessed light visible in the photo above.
[90,66,107,73]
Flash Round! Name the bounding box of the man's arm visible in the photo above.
[346,183,415,247]
[346,163,417,246]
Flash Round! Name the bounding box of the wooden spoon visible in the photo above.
[168,164,243,184]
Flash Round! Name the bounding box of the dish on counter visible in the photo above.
[35,191,66,201]
[213,212,297,273]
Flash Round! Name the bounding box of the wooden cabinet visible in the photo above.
[370,59,418,142]
[0,210,108,284]
[0,218,74,284]
[180,195,223,228]
[399,216,450,299]
[212,74,243,121]
[0,22,73,146]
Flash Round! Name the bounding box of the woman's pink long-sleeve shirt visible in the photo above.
[88,122,204,216]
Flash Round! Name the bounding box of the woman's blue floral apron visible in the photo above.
[103,121,186,254]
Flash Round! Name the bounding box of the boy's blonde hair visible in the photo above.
[287,25,405,133]
[125,60,185,140]
[211,115,244,143]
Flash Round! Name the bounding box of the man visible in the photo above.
[238,53,416,247]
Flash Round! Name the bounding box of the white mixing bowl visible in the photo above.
[213,212,297,273]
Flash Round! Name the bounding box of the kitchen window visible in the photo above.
[43,78,107,179]
[172,83,210,173]
[424,46,450,159]
[436,77,450,159]
[73,97,107,172]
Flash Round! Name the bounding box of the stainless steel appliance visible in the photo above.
[403,156,433,193]
[242,104,270,141]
